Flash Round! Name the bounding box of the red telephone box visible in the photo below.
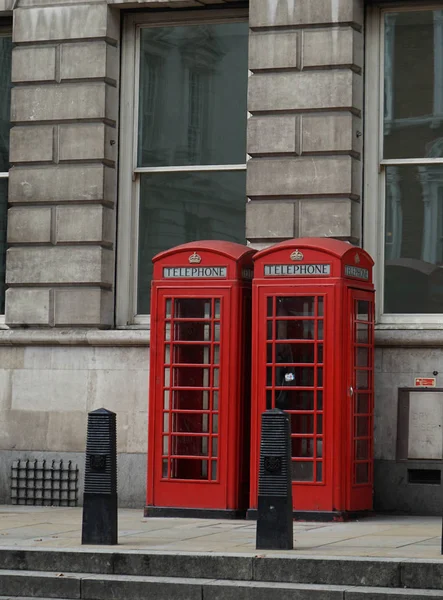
[249,238,374,519]
[146,241,255,518]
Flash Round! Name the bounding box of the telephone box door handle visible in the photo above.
[349,386,354,397]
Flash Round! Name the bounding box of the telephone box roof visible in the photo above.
[153,240,255,263]
[253,237,374,265]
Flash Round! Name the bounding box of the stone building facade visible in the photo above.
[0,0,441,513]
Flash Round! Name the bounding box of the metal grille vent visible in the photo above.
[258,409,291,497]
[84,409,117,495]
[11,459,78,506]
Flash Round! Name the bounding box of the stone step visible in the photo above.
[0,549,442,590]
[1,574,443,600]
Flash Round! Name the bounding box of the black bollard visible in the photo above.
[82,408,117,545]
[256,408,293,550]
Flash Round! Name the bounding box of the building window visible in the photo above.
[118,10,248,325]
[366,5,443,323]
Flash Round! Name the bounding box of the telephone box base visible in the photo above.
[246,509,373,523]
[144,506,247,519]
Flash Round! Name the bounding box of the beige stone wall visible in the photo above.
[246,0,364,247]
[6,3,119,328]
[0,341,149,454]
[5,0,365,327]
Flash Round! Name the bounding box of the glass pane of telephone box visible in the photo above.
[172,436,209,456]
[171,458,209,480]
[292,461,314,482]
[355,462,369,484]
[276,320,315,340]
[172,345,211,364]
[172,413,208,433]
[276,343,315,363]
[174,322,211,341]
[175,298,211,319]
[276,297,315,316]
[171,366,210,388]
[170,389,209,411]
[292,437,314,457]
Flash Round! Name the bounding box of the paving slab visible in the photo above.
[0,506,443,560]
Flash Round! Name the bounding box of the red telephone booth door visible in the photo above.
[152,289,230,510]
[346,288,375,511]
[257,286,336,511]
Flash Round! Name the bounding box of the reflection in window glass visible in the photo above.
[276,296,315,317]
[0,36,11,173]
[356,322,369,343]
[384,11,443,159]
[136,21,247,316]
[292,461,313,482]
[138,23,248,167]
[0,36,11,315]
[137,171,246,313]
[0,180,7,313]
[383,10,443,314]
[356,300,369,321]
[291,437,314,457]
[384,165,443,314]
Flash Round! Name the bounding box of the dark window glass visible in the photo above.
[384,165,443,313]
[0,36,11,314]
[384,11,443,159]
[137,171,246,313]
[383,11,443,314]
[138,23,248,167]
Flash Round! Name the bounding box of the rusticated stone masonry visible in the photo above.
[246,0,364,247]
[6,3,119,327]
[4,0,364,326]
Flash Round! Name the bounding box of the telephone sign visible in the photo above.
[163,266,228,278]
[264,264,331,276]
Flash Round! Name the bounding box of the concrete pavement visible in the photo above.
[0,506,442,559]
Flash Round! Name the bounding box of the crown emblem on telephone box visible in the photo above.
[189,252,202,264]
[290,249,304,261]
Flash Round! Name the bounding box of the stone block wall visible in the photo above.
[6,3,119,328]
[246,0,363,246]
[0,341,149,507]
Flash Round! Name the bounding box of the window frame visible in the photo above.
[365,2,443,328]
[117,8,249,328]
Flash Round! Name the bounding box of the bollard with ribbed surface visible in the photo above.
[256,409,293,550]
[81,408,117,545]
